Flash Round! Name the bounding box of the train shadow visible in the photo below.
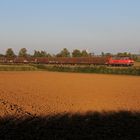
[0,111,140,140]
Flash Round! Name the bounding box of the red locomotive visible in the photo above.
[107,57,134,66]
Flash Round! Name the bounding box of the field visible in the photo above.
[0,71,140,116]
[0,72,140,139]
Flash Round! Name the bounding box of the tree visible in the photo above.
[46,53,52,58]
[81,50,89,57]
[40,51,47,57]
[72,49,81,57]
[105,53,112,56]
[115,52,139,60]
[18,48,28,57]
[117,52,131,57]
[33,50,51,57]
[5,48,15,57]
[56,48,70,57]
[0,54,4,57]
[34,50,40,57]
[101,52,105,56]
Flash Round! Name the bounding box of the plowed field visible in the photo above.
[0,72,140,117]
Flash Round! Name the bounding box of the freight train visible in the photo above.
[0,56,134,66]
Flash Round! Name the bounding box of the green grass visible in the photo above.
[0,64,37,71]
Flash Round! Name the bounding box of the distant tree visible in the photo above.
[56,48,70,57]
[72,49,81,57]
[18,48,28,57]
[0,54,4,57]
[34,50,40,57]
[117,52,131,57]
[105,53,112,56]
[5,48,15,57]
[116,52,139,60]
[46,53,52,58]
[33,50,51,57]
[81,50,89,57]
[40,51,47,57]
[101,52,105,56]
[131,54,138,61]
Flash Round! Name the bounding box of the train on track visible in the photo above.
[0,56,134,66]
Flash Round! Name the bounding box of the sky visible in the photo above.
[0,0,140,54]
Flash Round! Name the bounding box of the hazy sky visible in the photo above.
[0,0,140,54]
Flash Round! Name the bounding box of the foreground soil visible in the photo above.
[0,72,140,117]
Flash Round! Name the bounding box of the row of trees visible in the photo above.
[116,52,138,60]
[0,48,92,58]
[0,48,139,60]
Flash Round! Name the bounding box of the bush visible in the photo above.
[40,65,140,76]
[1,64,140,76]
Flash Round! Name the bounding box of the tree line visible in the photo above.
[0,48,92,58]
[0,48,139,60]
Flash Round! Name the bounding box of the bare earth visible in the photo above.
[0,72,140,117]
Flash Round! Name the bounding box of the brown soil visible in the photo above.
[0,72,140,117]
